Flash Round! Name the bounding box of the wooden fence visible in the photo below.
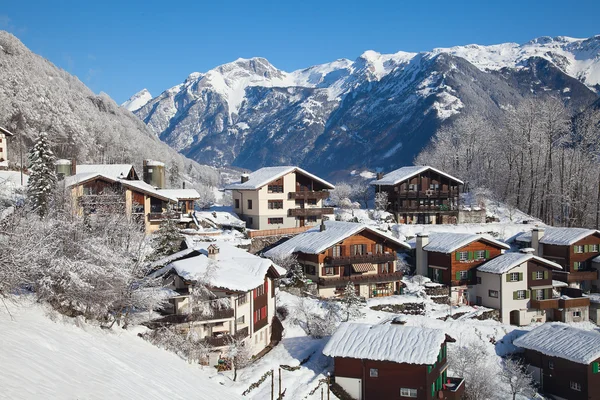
[248,226,311,238]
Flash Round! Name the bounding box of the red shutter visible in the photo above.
[253,310,257,323]
[265,279,268,295]
[262,306,267,320]
[253,289,256,299]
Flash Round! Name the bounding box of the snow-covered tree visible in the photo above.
[150,219,183,260]
[168,162,181,188]
[449,341,500,400]
[27,131,56,217]
[329,182,353,206]
[194,183,216,209]
[226,335,253,381]
[499,357,536,400]
[374,191,389,211]
[340,281,364,322]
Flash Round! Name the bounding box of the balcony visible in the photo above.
[147,211,182,221]
[203,326,249,347]
[389,190,459,199]
[318,271,403,287]
[289,191,330,200]
[393,205,459,212]
[439,377,465,400]
[324,252,396,266]
[530,297,590,310]
[288,207,334,217]
[530,298,560,310]
[566,269,599,282]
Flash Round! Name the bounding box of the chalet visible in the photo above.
[514,323,600,400]
[224,166,334,231]
[159,189,201,215]
[415,232,510,304]
[475,249,590,325]
[149,242,283,364]
[515,227,600,291]
[264,221,410,298]
[370,166,463,224]
[323,323,465,400]
[0,126,14,169]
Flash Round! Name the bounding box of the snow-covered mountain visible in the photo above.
[122,88,152,112]
[132,35,600,177]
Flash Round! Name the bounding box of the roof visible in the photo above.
[158,189,201,200]
[63,172,117,188]
[477,252,562,274]
[515,227,600,246]
[151,242,280,292]
[224,166,334,190]
[263,220,410,258]
[513,323,600,365]
[76,164,136,180]
[120,180,177,202]
[0,126,14,137]
[323,323,446,365]
[422,232,509,254]
[370,165,464,186]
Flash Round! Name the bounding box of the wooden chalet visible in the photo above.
[371,166,463,224]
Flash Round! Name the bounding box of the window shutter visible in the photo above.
[585,245,589,253]
[431,383,435,398]
[427,365,432,373]
[593,362,599,374]
[455,252,460,261]
[513,291,518,300]
[544,271,549,280]
[467,270,472,279]
[525,290,530,299]
[532,272,536,280]
[468,251,474,260]
[518,272,523,281]
[485,250,490,259]
[455,271,461,280]
[506,274,511,282]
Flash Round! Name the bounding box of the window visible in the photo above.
[536,289,544,300]
[351,244,367,256]
[459,270,469,280]
[408,184,417,191]
[476,277,482,284]
[510,272,520,282]
[573,310,581,318]
[268,184,283,193]
[324,267,335,276]
[332,245,342,257]
[255,284,265,297]
[535,271,544,280]
[429,183,439,190]
[307,198,317,205]
[237,293,247,305]
[268,200,283,209]
[268,217,284,224]
[474,250,486,260]
[369,368,378,378]
[237,315,245,324]
[247,199,253,210]
[574,245,584,254]
[591,244,599,252]
[235,199,240,209]
[489,290,499,298]
[458,251,468,261]
[380,263,390,274]
[400,388,417,398]
[375,244,384,254]
[574,261,584,271]
[570,381,581,391]
[303,264,316,276]
[516,290,527,300]
[548,361,554,370]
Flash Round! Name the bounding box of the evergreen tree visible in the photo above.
[27,131,57,217]
[340,281,364,322]
[150,219,184,260]
[168,163,180,188]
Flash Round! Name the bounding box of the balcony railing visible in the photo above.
[147,212,182,221]
[389,190,459,199]
[289,191,330,200]
[324,252,396,266]
[288,207,334,217]
[203,326,249,347]
[567,270,599,282]
[318,271,403,286]
[530,297,590,310]
[393,205,458,212]
[439,377,466,400]
[530,298,560,310]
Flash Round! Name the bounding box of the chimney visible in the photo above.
[207,244,220,260]
[376,172,384,180]
[531,227,545,256]
[320,221,326,232]
[415,233,429,277]
[241,173,249,183]
[520,248,535,254]
[71,158,76,175]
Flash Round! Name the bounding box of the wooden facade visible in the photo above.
[542,234,600,286]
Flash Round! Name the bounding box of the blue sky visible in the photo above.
[2,0,599,104]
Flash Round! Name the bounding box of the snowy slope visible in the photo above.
[0,301,242,400]
[121,88,153,112]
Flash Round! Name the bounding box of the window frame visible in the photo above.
[369,368,378,378]
[570,381,581,391]
[474,250,486,260]
[458,251,468,261]
[324,267,335,276]
[235,199,240,209]
[489,290,499,298]
[400,388,418,398]
[516,290,527,300]
[535,271,544,280]
[247,199,253,210]
[237,293,247,305]
[267,217,284,225]
[548,360,554,370]
[573,310,581,317]
[268,200,284,209]
[574,245,584,254]
[459,270,469,280]
[268,184,284,193]
[510,272,520,282]
[332,245,342,258]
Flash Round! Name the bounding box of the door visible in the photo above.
[298,217,305,227]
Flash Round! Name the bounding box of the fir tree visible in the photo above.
[150,219,184,260]
[340,281,364,322]
[27,131,57,217]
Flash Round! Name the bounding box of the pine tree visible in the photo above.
[340,281,364,322]
[150,219,183,260]
[27,131,57,217]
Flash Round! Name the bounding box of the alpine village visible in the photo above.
[2,13,600,400]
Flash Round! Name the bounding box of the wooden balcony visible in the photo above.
[393,205,459,212]
[288,207,334,217]
[566,269,599,282]
[389,190,459,199]
[324,252,396,266]
[530,298,560,310]
[530,297,590,310]
[142,307,234,329]
[289,191,330,200]
[318,271,403,287]
[203,326,249,347]
[147,211,181,221]
[439,377,465,400]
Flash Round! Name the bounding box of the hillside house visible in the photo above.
[475,249,590,325]
[225,166,334,231]
[516,227,600,291]
[149,242,283,364]
[264,221,410,298]
[370,166,463,224]
[323,322,465,400]
[514,323,600,400]
[0,126,14,169]
[415,232,510,305]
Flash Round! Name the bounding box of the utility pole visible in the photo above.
[271,369,274,400]
[278,367,281,399]
[327,372,330,400]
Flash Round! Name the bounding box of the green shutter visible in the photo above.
[467,270,472,279]
[593,362,599,374]
[506,274,511,282]
[432,383,435,398]
[519,272,523,281]
[532,272,536,280]
[485,250,490,259]
[585,244,589,253]
[455,252,460,261]
[468,251,474,260]
[456,271,461,280]
[525,290,530,299]
[513,291,518,300]
[544,271,549,280]
[428,365,432,373]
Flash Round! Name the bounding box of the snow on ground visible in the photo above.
[0,299,242,400]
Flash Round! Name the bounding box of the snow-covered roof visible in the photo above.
[145,160,165,167]
[513,323,600,365]
[422,232,509,254]
[369,165,464,186]
[158,189,201,200]
[120,180,177,202]
[62,173,176,202]
[195,210,245,228]
[323,323,446,365]
[76,164,136,179]
[147,248,200,270]
[224,166,334,190]
[63,172,116,187]
[151,242,279,292]
[515,227,599,245]
[477,252,562,274]
[0,126,14,137]
[263,220,410,258]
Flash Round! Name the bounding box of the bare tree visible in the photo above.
[499,357,536,400]
[226,335,253,381]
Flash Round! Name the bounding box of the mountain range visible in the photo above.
[125,35,600,178]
